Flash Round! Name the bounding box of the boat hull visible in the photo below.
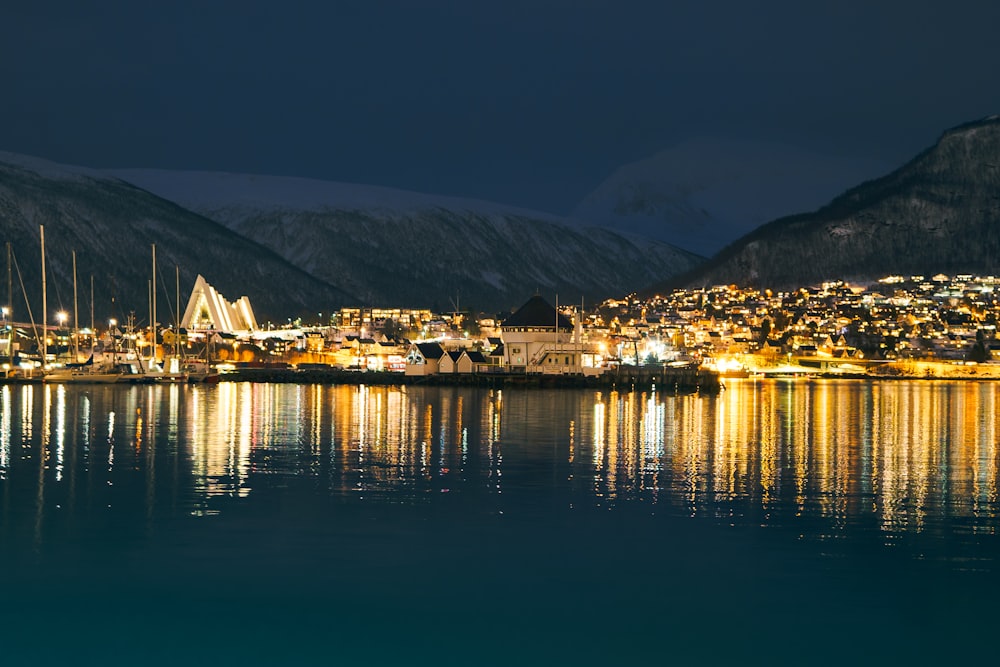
[44,372,126,384]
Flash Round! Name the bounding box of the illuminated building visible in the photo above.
[180,274,258,334]
[501,295,603,375]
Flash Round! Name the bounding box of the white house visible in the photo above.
[404,341,446,376]
[439,349,467,374]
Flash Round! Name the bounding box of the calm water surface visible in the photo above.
[1,379,998,665]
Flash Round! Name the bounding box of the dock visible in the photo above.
[218,365,721,393]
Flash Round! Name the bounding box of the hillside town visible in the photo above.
[113,273,1000,380]
[5,271,1000,383]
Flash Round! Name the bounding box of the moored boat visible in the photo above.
[44,368,124,383]
[182,359,220,383]
[44,354,123,383]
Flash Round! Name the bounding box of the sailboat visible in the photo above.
[44,353,125,383]
[182,338,221,383]
[0,229,68,382]
[43,244,129,383]
[2,241,21,379]
[178,325,221,383]
[142,244,188,383]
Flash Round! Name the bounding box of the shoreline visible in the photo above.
[217,366,723,393]
[8,365,1000,389]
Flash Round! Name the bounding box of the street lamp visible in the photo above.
[53,311,68,360]
[109,319,119,358]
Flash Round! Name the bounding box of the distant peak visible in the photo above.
[941,115,1000,139]
[0,151,108,181]
[104,168,565,223]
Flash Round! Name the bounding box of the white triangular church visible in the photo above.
[180,274,258,333]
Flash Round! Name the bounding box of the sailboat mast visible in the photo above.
[175,264,180,358]
[40,225,47,370]
[6,242,12,365]
[72,250,79,360]
[147,279,152,364]
[151,243,156,365]
[554,292,560,368]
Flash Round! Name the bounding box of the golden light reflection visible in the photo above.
[78,393,92,471]
[592,398,605,476]
[135,407,143,456]
[54,385,65,482]
[107,409,116,469]
[185,382,255,502]
[580,379,1000,535]
[487,390,502,494]
[0,381,998,544]
[1,386,10,479]
[21,384,34,443]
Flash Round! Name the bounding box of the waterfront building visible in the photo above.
[404,341,446,376]
[500,295,603,375]
[181,274,258,334]
[439,350,468,374]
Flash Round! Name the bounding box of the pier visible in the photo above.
[218,364,722,393]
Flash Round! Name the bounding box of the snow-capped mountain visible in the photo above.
[108,169,570,223]
[650,116,1000,292]
[0,152,356,322]
[109,169,703,312]
[573,138,888,256]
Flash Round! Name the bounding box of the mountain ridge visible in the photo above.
[647,116,1000,293]
[571,138,888,256]
[109,169,703,312]
[0,156,359,324]
[107,168,575,223]
[1,153,702,319]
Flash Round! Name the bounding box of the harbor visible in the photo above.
[218,362,721,393]
[4,226,1000,390]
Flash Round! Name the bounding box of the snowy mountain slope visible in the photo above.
[111,169,703,312]
[649,117,1000,292]
[0,151,109,181]
[573,138,888,256]
[109,169,571,223]
[0,155,357,323]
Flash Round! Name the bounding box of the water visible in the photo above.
[1,379,998,665]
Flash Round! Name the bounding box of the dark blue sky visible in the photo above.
[3,1,999,213]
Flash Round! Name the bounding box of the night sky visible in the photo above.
[3,1,999,213]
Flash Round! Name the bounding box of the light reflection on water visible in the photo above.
[0,380,998,559]
[580,380,1000,537]
[3,378,1000,666]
